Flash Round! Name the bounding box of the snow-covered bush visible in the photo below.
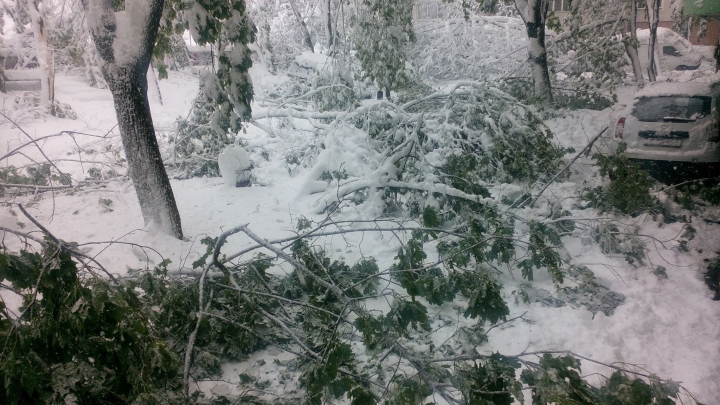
[168,94,237,178]
[218,144,252,187]
[408,15,527,82]
[0,246,184,404]
[2,92,77,123]
[583,143,659,216]
[545,0,627,109]
[354,0,415,92]
[283,52,359,111]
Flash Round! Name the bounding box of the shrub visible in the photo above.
[0,244,182,404]
[585,143,659,215]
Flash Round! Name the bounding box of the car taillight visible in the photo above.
[615,117,625,139]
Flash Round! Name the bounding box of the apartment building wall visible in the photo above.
[411,0,718,46]
[550,0,718,45]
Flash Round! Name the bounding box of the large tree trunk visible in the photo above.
[107,67,181,237]
[646,0,660,82]
[289,0,314,52]
[625,0,644,87]
[515,0,553,103]
[83,0,183,239]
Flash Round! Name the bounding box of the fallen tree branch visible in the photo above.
[16,204,118,284]
[0,112,72,186]
[0,130,108,162]
[529,126,608,207]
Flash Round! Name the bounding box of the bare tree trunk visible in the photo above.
[515,0,553,103]
[83,0,183,239]
[289,0,314,52]
[625,0,644,87]
[324,0,333,52]
[0,50,6,93]
[716,35,720,73]
[107,68,181,237]
[646,0,660,82]
[149,63,164,105]
[27,1,54,106]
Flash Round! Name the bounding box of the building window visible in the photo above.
[638,1,664,11]
[550,0,571,12]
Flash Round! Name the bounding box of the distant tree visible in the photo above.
[549,0,630,107]
[0,9,5,93]
[324,0,334,52]
[646,0,660,81]
[624,0,645,87]
[3,0,55,106]
[355,0,415,97]
[249,1,278,73]
[289,0,315,52]
[514,0,554,103]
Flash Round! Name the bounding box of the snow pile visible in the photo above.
[636,27,694,49]
[218,144,252,187]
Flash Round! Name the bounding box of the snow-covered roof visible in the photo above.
[634,81,720,98]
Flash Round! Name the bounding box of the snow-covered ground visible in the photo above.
[2,64,720,403]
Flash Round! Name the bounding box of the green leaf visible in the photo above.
[388,378,432,405]
[452,270,509,323]
[456,353,522,405]
[354,315,386,350]
[386,297,431,336]
[422,205,440,228]
[350,386,377,405]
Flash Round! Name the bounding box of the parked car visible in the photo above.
[613,81,720,180]
[636,28,702,71]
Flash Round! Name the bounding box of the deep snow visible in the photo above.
[2,63,720,403]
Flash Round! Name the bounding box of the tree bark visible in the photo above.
[149,63,164,105]
[324,0,333,51]
[289,0,314,52]
[27,1,54,106]
[107,68,181,237]
[624,0,644,87]
[515,0,553,103]
[83,0,183,239]
[0,50,6,93]
[646,0,660,82]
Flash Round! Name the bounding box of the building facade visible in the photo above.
[550,0,719,46]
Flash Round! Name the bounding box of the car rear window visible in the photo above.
[632,96,711,122]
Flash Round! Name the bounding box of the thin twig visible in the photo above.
[16,204,118,283]
[0,112,72,186]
